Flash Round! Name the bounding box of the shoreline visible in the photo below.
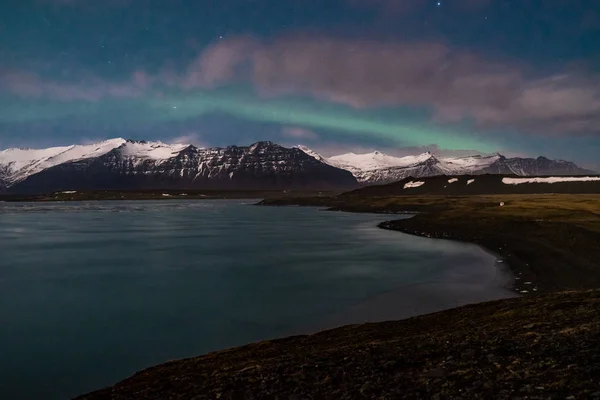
[258,194,600,293]
[261,201,534,294]
[315,207,524,295]
[376,219,534,294]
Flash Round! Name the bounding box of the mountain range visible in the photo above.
[297,146,595,185]
[0,138,595,193]
[0,139,357,193]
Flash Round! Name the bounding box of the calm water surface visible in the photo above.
[0,200,515,399]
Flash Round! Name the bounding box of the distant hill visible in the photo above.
[344,174,600,196]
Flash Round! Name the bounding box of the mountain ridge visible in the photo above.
[0,138,595,193]
[0,139,358,193]
[296,146,595,185]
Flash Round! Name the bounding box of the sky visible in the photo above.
[1,0,599,169]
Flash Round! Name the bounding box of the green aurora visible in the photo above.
[0,89,496,152]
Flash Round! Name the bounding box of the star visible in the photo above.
[437,1,441,6]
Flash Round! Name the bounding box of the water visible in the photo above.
[0,200,515,399]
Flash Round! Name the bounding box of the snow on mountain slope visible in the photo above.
[119,141,191,160]
[295,147,594,185]
[328,151,433,171]
[1,140,359,193]
[440,154,501,172]
[0,139,201,187]
[294,145,329,163]
[1,139,594,191]
[0,138,127,185]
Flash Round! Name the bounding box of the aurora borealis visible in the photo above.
[1,0,599,168]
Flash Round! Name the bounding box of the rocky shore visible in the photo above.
[78,289,600,400]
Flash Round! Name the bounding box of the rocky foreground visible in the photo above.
[78,290,600,400]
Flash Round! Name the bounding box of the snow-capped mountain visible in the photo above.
[295,147,594,185]
[0,139,358,193]
[329,151,434,172]
[1,138,594,193]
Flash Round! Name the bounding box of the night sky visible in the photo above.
[1,0,599,169]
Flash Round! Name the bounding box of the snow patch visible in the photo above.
[447,178,458,184]
[467,179,475,185]
[120,141,189,160]
[295,145,328,163]
[502,176,600,185]
[330,151,434,172]
[441,154,501,170]
[61,191,77,194]
[404,181,425,189]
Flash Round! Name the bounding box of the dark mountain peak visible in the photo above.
[177,144,200,155]
[248,141,283,153]
[249,140,277,148]
[423,152,440,164]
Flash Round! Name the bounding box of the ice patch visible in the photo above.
[61,191,77,194]
[502,176,600,185]
[447,178,458,184]
[403,181,425,189]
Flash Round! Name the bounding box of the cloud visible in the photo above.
[184,37,258,89]
[0,70,142,101]
[4,34,600,137]
[171,132,206,148]
[187,35,600,135]
[281,126,319,140]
